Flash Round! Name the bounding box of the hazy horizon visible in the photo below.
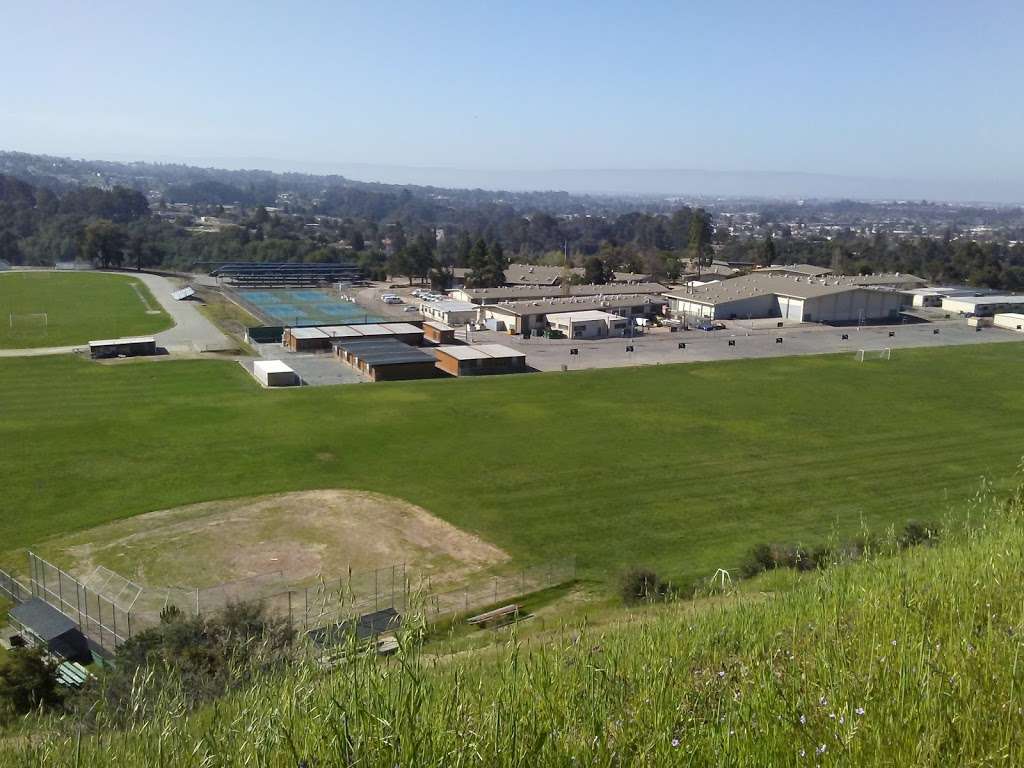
[3,1,1022,203]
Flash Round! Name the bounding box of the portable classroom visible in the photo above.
[993,313,1024,332]
[432,344,527,376]
[253,360,299,387]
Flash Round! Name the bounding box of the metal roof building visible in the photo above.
[333,337,439,381]
[432,343,527,377]
[664,274,903,323]
[479,294,667,334]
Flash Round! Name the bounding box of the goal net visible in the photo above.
[856,348,891,362]
[8,312,48,331]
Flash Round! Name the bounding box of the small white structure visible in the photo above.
[546,310,628,339]
[253,359,298,387]
[993,313,1024,332]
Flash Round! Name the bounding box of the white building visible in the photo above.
[418,299,479,326]
[664,274,903,323]
[546,310,628,339]
[900,287,989,308]
[941,295,1024,317]
[993,313,1024,332]
[253,360,298,387]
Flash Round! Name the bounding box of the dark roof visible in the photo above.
[306,607,401,648]
[9,598,77,641]
[334,337,435,366]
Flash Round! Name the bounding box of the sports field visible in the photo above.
[2,343,1023,586]
[0,272,172,348]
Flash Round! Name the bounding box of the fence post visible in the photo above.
[112,601,118,647]
[288,591,293,628]
[82,586,90,634]
[58,572,64,611]
[304,587,309,630]
[195,588,200,617]
[374,569,379,611]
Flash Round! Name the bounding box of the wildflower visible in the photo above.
[799,749,806,758]
[818,695,828,707]
[799,714,806,725]
[891,640,897,647]
[671,738,680,748]
[816,744,827,756]
[855,707,865,716]
[718,670,726,679]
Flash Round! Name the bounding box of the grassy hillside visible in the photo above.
[0,272,171,348]
[8,484,1024,766]
[2,343,1023,584]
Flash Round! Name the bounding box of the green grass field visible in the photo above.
[0,272,172,348]
[2,343,1023,585]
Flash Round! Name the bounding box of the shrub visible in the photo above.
[0,648,63,719]
[900,520,940,548]
[620,567,669,604]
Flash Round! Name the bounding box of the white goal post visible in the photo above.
[856,347,891,362]
[8,312,48,330]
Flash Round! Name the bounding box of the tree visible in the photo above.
[688,209,714,269]
[762,234,777,265]
[350,230,365,251]
[583,255,610,284]
[82,220,127,267]
[0,648,62,717]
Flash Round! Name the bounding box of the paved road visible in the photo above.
[0,269,231,357]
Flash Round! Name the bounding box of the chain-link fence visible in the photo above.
[8,554,577,656]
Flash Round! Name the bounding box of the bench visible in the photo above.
[467,604,521,628]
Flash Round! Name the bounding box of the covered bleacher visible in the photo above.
[207,262,362,287]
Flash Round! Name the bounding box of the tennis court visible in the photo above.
[241,289,383,325]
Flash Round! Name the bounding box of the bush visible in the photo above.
[0,647,63,719]
[620,567,670,604]
[900,520,940,548]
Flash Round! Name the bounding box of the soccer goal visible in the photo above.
[8,312,48,332]
[856,348,891,362]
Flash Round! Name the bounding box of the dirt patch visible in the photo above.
[42,490,509,591]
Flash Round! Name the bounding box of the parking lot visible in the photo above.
[466,316,1024,372]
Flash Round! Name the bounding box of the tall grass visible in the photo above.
[4,483,1024,765]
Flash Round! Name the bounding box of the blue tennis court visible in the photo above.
[241,289,383,325]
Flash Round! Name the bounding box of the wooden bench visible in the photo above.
[467,604,521,628]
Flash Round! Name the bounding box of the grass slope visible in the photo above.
[0,272,171,348]
[10,485,1024,766]
[2,343,1023,584]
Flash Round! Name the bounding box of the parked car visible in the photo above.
[696,321,725,331]
[403,306,418,312]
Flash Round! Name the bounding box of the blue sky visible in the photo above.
[2,1,1023,197]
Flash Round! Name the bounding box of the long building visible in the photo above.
[283,322,422,352]
[941,294,1024,317]
[664,274,903,323]
[480,294,667,334]
[450,282,668,305]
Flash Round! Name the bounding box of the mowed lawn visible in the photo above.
[1,343,1023,585]
[0,272,172,348]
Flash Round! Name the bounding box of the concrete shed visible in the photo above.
[253,360,299,387]
[941,295,1024,317]
[422,320,455,344]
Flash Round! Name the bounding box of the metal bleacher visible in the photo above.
[207,262,362,287]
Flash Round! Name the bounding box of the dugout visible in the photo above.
[307,607,402,650]
[88,336,157,359]
[8,599,92,664]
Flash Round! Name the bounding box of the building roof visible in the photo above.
[547,310,626,323]
[422,300,478,313]
[665,274,899,306]
[754,264,834,278]
[848,273,927,287]
[457,283,667,302]
[253,359,294,374]
[287,327,329,339]
[433,344,524,360]
[943,294,1024,307]
[611,271,652,283]
[88,336,156,346]
[423,320,454,332]
[482,294,667,317]
[995,312,1024,320]
[333,337,436,366]
[503,263,567,285]
[902,287,987,296]
[9,598,77,641]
